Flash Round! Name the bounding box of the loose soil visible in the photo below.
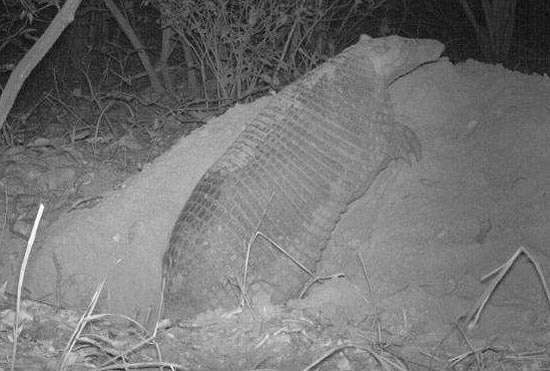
[0,57,549,370]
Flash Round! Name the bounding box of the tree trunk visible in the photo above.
[0,0,84,130]
[103,0,164,96]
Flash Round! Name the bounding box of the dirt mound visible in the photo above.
[25,99,269,324]
[21,56,550,368]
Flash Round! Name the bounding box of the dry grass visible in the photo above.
[167,0,369,104]
[10,203,43,371]
[7,204,180,370]
[54,280,181,370]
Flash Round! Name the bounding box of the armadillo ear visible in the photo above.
[359,34,373,42]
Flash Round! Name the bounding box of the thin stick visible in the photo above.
[467,249,519,329]
[59,279,105,370]
[257,231,315,277]
[274,3,302,76]
[0,187,8,253]
[299,273,345,299]
[303,345,352,371]
[466,246,550,329]
[449,346,499,367]
[358,251,373,294]
[454,323,484,368]
[241,193,274,305]
[11,203,44,371]
[303,343,406,371]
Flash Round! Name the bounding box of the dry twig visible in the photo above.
[465,246,550,329]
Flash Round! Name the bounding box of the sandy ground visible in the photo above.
[323,58,550,356]
[6,55,550,369]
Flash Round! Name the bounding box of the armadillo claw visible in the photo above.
[384,122,422,166]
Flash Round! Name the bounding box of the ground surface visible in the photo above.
[0,57,549,370]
